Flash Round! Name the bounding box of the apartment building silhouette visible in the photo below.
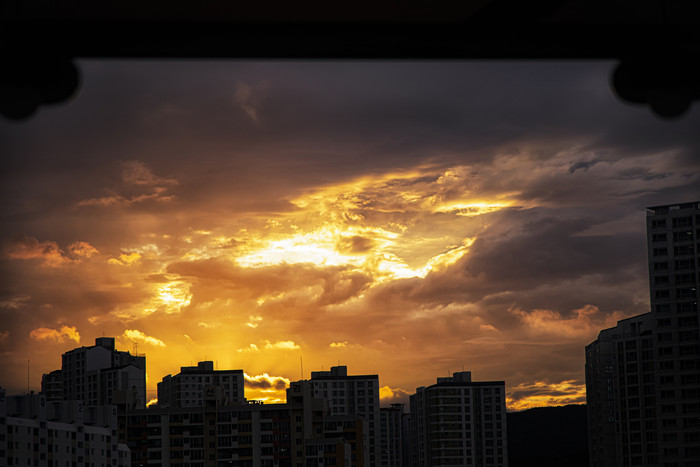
[41,337,146,410]
[586,201,700,467]
[410,371,508,467]
[157,361,245,408]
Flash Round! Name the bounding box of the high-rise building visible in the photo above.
[127,382,357,467]
[586,201,700,467]
[409,371,508,467]
[156,360,245,408]
[380,403,407,467]
[287,379,368,467]
[299,365,380,467]
[41,369,63,401]
[0,388,131,466]
[41,337,147,410]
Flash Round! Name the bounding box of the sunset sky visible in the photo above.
[1,60,698,411]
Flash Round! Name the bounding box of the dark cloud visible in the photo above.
[244,373,289,390]
[569,156,605,173]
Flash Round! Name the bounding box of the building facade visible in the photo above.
[380,403,407,467]
[409,371,508,467]
[156,361,245,408]
[126,389,355,467]
[0,388,131,467]
[42,337,147,410]
[304,366,380,467]
[586,201,700,467]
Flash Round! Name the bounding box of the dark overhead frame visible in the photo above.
[1,0,699,119]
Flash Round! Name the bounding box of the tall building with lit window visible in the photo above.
[409,371,508,467]
[586,201,700,467]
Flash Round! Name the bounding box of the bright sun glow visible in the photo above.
[506,380,587,411]
[143,281,192,315]
[433,201,514,216]
[232,167,508,285]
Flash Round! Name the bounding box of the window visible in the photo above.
[680,344,700,356]
[653,248,667,257]
[661,418,676,428]
[654,276,669,285]
[678,286,698,300]
[672,230,693,242]
[675,273,695,284]
[680,359,700,370]
[660,375,675,385]
[674,259,694,270]
[678,301,698,313]
[672,216,692,228]
[679,330,699,341]
[659,361,674,370]
[655,290,670,299]
[657,332,673,342]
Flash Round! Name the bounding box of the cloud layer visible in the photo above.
[1,60,698,410]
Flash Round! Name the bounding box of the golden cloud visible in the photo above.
[379,386,411,404]
[244,373,290,403]
[244,373,290,390]
[68,241,99,258]
[226,166,512,292]
[507,380,586,412]
[124,329,166,347]
[264,341,300,350]
[3,234,73,267]
[29,326,81,344]
[238,341,300,352]
[245,315,263,328]
[108,252,142,266]
[139,281,192,316]
[513,304,625,340]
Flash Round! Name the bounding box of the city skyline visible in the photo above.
[1,60,699,410]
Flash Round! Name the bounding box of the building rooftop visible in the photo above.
[645,201,700,213]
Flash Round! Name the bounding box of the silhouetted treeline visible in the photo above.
[507,404,588,467]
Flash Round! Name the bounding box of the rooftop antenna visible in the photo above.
[133,341,138,356]
[300,356,304,380]
[27,359,30,394]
